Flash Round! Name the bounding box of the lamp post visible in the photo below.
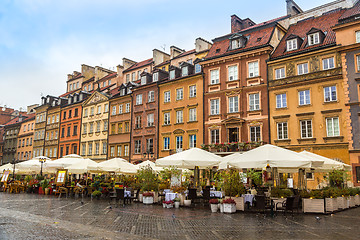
[12,158,17,180]
[143,150,154,162]
[38,157,47,176]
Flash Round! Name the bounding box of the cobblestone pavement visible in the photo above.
[0,193,359,240]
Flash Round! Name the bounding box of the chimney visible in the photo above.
[116,65,125,84]
[195,38,212,53]
[170,46,185,59]
[286,0,303,16]
[67,74,73,81]
[153,49,170,66]
[81,64,95,80]
[231,15,256,33]
[122,58,137,70]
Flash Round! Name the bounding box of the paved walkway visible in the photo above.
[0,193,359,239]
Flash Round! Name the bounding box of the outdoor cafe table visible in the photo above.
[210,191,223,198]
[124,190,131,198]
[242,194,255,206]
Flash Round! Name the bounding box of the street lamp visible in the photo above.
[12,158,17,180]
[143,151,154,162]
[38,156,47,176]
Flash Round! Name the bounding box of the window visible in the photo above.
[164,112,170,125]
[322,57,335,70]
[103,121,108,131]
[102,142,107,154]
[81,144,86,156]
[189,108,197,122]
[308,32,320,45]
[287,39,297,51]
[126,74,130,83]
[134,140,141,154]
[176,88,183,100]
[297,63,308,75]
[228,65,238,81]
[299,90,310,105]
[324,86,337,102]
[47,117,51,124]
[250,126,261,142]
[357,55,360,72]
[96,121,101,132]
[136,94,143,105]
[110,146,115,157]
[141,76,147,85]
[68,111,72,119]
[125,122,130,132]
[163,137,170,150]
[231,39,241,49]
[189,85,196,98]
[300,120,312,138]
[103,82,106,88]
[67,127,71,137]
[74,109,78,117]
[95,142,99,155]
[104,104,109,113]
[89,122,94,133]
[181,66,188,77]
[164,91,170,103]
[88,142,93,155]
[124,145,129,156]
[248,61,259,78]
[117,146,122,156]
[275,68,285,79]
[126,103,130,113]
[84,109,88,117]
[97,105,101,114]
[176,136,183,152]
[210,69,219,84]
[210,99,220,115]
[111,124,116,134]
[131,72,136,82]
[249,93,260,111]
[277,122,288,140]
[195,63,201,73]
[189,134,196,148]
[111,106,117,115]
[83,124,87,134]
[176,110,183,123]
[153,72,158,82]
[147,113,154,126]
[228,96,239,113]
[146,138,153,153]
[169,70,175,80]
[148,91,155,102]
[119,105,123,114]
[117,123,122,133]
[276,93,287,108]
[211,129,219,144]
[61,128,65,138]
[326,117,340,137]
[135,116,141,128]
[90,107,94,116]
[138,70,142,80]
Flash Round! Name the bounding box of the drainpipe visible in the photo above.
[202,71,205,148]
[129,92,133,163]
[266,56,271,144]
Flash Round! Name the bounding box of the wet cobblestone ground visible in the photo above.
[0,193,359,239]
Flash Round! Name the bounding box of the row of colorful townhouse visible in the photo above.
[2,0,360,185]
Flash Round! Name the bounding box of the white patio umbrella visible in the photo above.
[65,158,101,174]
[155,148,222,169]
[16,156,52,173]
[136,160,163,172]
[298,151,351,172]
[98,158,138,174]
[0,163,14,172]
[227,144,313,169]
[46,154,86,170]
[218,152,243,170]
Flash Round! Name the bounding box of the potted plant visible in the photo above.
[323,187,339,212]
[223,198,236,213]
[137,166,159,203]
[209,199,219,213]
[218,199,224,213]
[143,192,154,205]
[92,190,102,200]
[174,197,181,209]
[41,179,50,195]
[163,200,174,208]
[270,187,293,210]
[222,169,246,211]
[302,190,325,213]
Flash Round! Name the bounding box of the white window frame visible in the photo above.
[189,134,196,148]
[119,105,123,114]
[189,108,197,122]
[189,85,196,98]
[181,66,188,77]
[322,57,335,70]
[248,61,259,78]
[276,93,287,108]
[300,120,313,138]
[164,112,170,125]
[111,106,116,115]
[210,69,219,84]
[125,103,130,113]
[275,68,285,79]
[163,137,170,150]
[147,113,154,127]
[169,70,175,80]
[228,96,239,113]
[308,32,320,46]
[326,117,340,137]
[211,129,219,144]
[195,63,201,73]
[176,136,183,151]
[297,63,309,75]
[277,122,288,140]
[148,91,155,102]
[249,93,260,111]
[153,72,158,82]
[134,140,141,154]
[250,126,261,142]
[287,39,297,51]
[164,91,171,103]
[324,85,337,102]
[299,90,311,106]
[176,88,183,100]
[176,110,183,123]
[136,94,143,105]
[228,65,238,81]
[210,99,220,115]
[141,76,147,85]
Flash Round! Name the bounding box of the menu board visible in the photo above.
[1,171,10,182]
[55,170,67,185]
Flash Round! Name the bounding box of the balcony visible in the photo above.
[201,141,265,154]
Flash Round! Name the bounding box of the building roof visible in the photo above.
[83,76,95,84]
[67,72,83,82]
[339,1,360,20]
[4,115,30,126]
[172,49,196,60]
[98,72,117,82]
[271,9,345,59]
[123,58,153,72]
[59,89,78,98]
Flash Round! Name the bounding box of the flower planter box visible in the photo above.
[303,198,325,213]
[174,202,180,209]
[210,204,218,213]
[223,203,236,213]
[226,197,244,211]
[219,203,224,213]
[345,197,350,209]
[349,196,356,208]
[166,204,173,208]
[355,195,360,206]
[139,193,143,202]
[143,196,154,205]
[179,193,185,206]
[184,199,191,207]
[325,198,338,212]
[337,197,346,209]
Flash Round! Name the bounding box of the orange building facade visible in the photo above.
[16,115,35,161]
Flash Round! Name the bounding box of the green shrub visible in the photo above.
[270,187,293,198]
[222,169,246,197]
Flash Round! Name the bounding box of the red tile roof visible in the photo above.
[4,114,32,126]
[172,49,196,60]
[67,73,83,82]
[98,72,117,82]
[59,89,78,98]
[339,1,360,20]
[271,9,345,59]
[124,58,153,72]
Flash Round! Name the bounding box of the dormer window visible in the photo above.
[308,32,320,46]
[231,39,241,49]
[195,63,201,73]
[141,76,147,85]
[153,72,159,82]
[120,88,126,96]
[170,70,175,80]
[181,66,188,77]
[287,39,297,51]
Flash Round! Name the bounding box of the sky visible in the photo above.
[0,0,331,111]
